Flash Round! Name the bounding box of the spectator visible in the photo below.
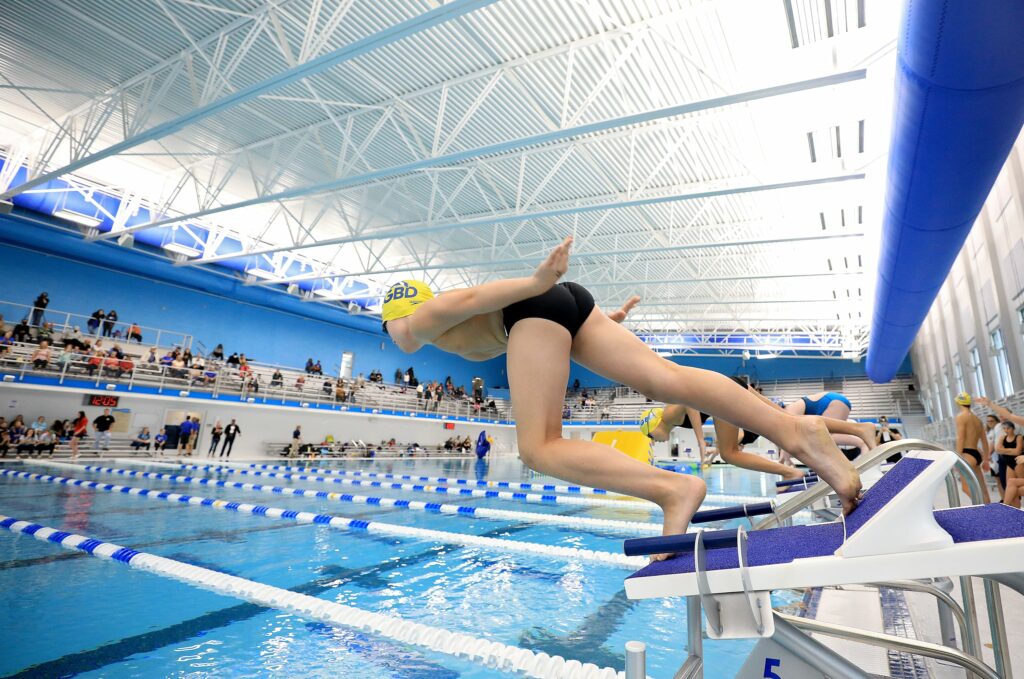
[187,417,200,456]
[102,309,118,337]
[335,382,347,403]
[182,348,194,367]
[226,352,240,367]
[30,416,48,435]
[472,376,484,401]
[127,323,143,343]
[154,428,168,454]
[0,418,8,458]
[248,373,260,393]
[208,421,223,457]
[65,326,86,350]
[13,318,32,343]
[34,427,56,457]
[86,348,103,376]
[131,427,152,452]
[270,369,283,388]
[17,429,38,458]
[295,375,306,391]
[238,354,249,370]
[31,340,51,369]
[87,309,104,335]
[0,330,13,356]
[51,419,66,442]
[8,418,27,459]
[210,344,225,361]
[171,355,187,379]
[159,349,174,366]
[290,425,302,457]
[221,419,240,457]
[69,411,88,460]
[312,360,323,375]
[93,409,115,452]
[145,347,158,364]
[37,322,55,343]
[356,373,365,390]
[572,378,580,391]
[176,416,193,455]
[305,358,315,374]
[323,378,334,396]
[416,382,424,400]
[30,291,49,327]
[54,345,74,371]
[394,368,403,385]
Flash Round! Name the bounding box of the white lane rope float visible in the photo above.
[44,461,662,535]
[214,458,768,506]
[118,459,661,510]
[0,469,645,570]
[0,513,624,679]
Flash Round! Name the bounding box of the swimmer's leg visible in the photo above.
[570,310,861,513]
[507,318,705,560]
[713,419,802,480]
[831,433,871,459]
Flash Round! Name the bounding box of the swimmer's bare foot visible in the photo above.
[652,474,707,562]
[787,416,862,514]
[854,421,879,451]
[780,467,805,482]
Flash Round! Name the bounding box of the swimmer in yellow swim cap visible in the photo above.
[382,236,861,559]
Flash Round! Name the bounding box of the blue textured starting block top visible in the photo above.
[628,457,1024,580]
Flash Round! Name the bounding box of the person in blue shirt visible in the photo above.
[177,417,193,456]
[154,428,168,455]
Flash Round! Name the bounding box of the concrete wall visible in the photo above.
[911,132,1024,420]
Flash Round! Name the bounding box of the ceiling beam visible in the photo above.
[97,68,867,240]
[1,0,495,199]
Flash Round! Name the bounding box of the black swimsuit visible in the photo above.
[962,448,982,466]
[728,375,764,444]
[503,282,596,337]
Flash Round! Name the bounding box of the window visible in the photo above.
[953,358,965,395]
[941,368,952,417]
[969,346,985,394]
[991,329,1013,397]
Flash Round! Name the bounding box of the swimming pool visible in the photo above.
[0,457,800,677]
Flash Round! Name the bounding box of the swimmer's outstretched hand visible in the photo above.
[533,236,573,290]
[607,295,641,323]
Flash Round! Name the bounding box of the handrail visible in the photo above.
[865,579,974,657]
[777,611,1000,679]
[754,438,936,529]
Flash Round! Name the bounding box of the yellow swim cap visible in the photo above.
[382,280,434,323]
[639,408,664,438]
[955,392,972,407]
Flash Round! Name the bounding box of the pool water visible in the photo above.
[0,457,799,678]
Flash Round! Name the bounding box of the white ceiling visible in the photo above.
[0,0,902,355]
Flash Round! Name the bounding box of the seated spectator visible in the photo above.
[127,323,143,343]
[170,356,187,379]
[226,352,240,366]
[13,318,32,343]
[210,343,225,361]
[31,340,51,369]
[145,347,158,364]
[335,383,347,402]
[86,349,104,375]
[248,373,261,393]
[7,419,27,457]
[182,348,194,367]
[16,429,37,458]
[0,330,13,355]
[103,354,123,376]
[109,344,125,360]
[322,379,333,395]
[102,309,117,338]
[312,360,323,375]
[202,363,218,385]
[153,428,168,452]
[159,350,175,366]
[56,345,75,370]
[131,427,152,451]
[65,326,87,350]
[37,322,54,344]
[35,428,56,457]
[270,369,283,388]
[295,375,306,390]
[305,358,315,374]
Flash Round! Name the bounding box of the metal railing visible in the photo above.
[0,300,193,351]
[672,438,1014,679]
[0,344,510,423]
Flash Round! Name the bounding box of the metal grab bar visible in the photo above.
[755,438,939,529]
[777,612,1001,679]
[865,579,974,656]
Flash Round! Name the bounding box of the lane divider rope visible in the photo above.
[221,458,768,506]
[0,468,646,569]
[117,459,660,510]
[43,460,662,535]
[0,513,623,678]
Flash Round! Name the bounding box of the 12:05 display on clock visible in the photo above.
[84,394,120,408]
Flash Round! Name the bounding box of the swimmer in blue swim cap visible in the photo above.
[383,236,861,559]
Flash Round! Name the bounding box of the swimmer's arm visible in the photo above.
[976,397,1024,427]
[409,238,572,342]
